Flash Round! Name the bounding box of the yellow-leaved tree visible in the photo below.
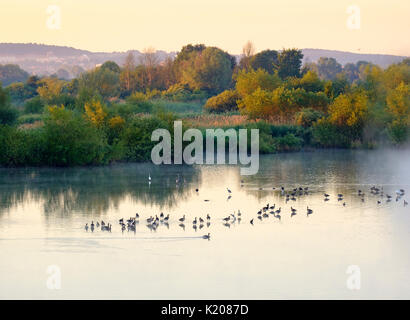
[84,100,107,128]
[386,82,410,125]
[37,78,65,104]
[386,82,410,143]
[328,91,368,128]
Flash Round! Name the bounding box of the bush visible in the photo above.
[0,84,18,125]
[162,84,207,102]
[125,93,154,113]
[24,96,45,114]
[273,133,303,152]
[0,125,45,166]
[204,90,239,113]
[312,119,352,148]
[295,108,324,128]
[0,106,18,125]
[121,116,173,161]
[388,120,409,144]
[42,106,109,166]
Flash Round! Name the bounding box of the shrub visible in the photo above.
[388,120,409,144]
[0,84,18,125]
[204,90,239,113]
[273,133,303,152]
[312,118,352,148]
[42,106,108,166]
[162,84,207,102]
[121,116,173,161]
[0,125,45,166]
[0,106,18,125]
[24,96,45,114]
[295,108,324,128]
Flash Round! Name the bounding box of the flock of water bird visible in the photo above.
[84,176,408,240]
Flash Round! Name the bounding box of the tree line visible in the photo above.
[0,42,409,167]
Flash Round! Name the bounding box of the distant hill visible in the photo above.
[301,48,407,68]
[0,43,407,78]
[0,43,176,78]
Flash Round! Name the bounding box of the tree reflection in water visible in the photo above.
[0,163,200,218]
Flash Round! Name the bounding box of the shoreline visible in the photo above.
[0,147,406,170]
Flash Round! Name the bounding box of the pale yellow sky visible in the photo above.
[1,0,409,55]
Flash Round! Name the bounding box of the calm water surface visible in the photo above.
[1,149,410,299]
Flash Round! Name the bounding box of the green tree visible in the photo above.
[235,68,282,98]
[343,63,359,83]
[43,106,108,166]
[277,49,304,79]
[250,50,279,74]
[316,57,342,80]
[292,70,324,92]
[0,64,29,86]
[24,96,45,114]
[179,46,235,94]
[0,83,18,125]
[101,61,121,73]
[79,66,119,99]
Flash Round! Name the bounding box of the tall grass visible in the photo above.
[152,99,203,115]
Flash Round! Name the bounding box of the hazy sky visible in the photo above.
[1,0,409,55]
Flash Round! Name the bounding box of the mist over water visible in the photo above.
[0,149,410,299]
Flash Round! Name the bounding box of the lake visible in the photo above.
[1,149,410,299]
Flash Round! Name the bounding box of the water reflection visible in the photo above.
[0,163,200,217]
[1,149,410,299]
[1,149,410,219]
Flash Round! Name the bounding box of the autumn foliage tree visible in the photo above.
[177,46,235,94]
